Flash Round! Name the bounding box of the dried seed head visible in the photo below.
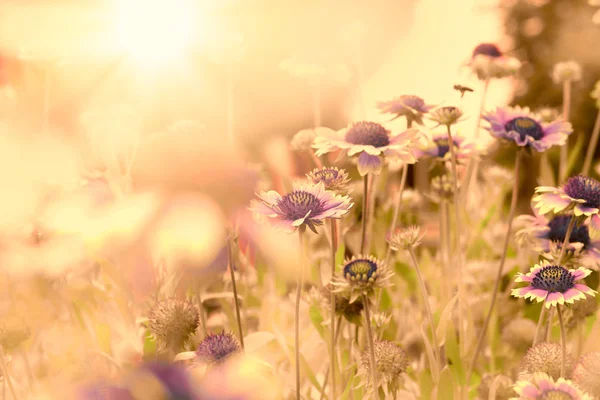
[387,225,425,250]
[358,340,408,391]
[147,299,199,352]
[573,352,600,398]
[519,342,574,380]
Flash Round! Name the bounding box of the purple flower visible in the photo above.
[416,134,474,162]
[79,384,133,400]
[140,362,199,400]
[312,122,421,176]
[197,331,241,364]
[514,373,593,399]
[306,166,351,193]
[483,106,572,152]
[472,43,503,58]
[469,43,521,80]
[376,95,433,125]
[249,181,352,233]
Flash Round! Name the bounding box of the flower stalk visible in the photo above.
[582,110,600,176]
[227,234,245,350]
[329,220,338,399]
[362,294,378,393]
[557,305,567,377]
[559,80,572,182]
[295,230,306,400]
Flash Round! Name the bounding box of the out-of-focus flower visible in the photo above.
[573,352,600,398]
[249,181,352,234]
[387,225,425,250]
[313,122,421,176]
[478,374,515,400]
[502,318,537,354]
[513,373,592,399]
[427,174,456,203]
[484,106,572,152]
[78,383,134,400]
[196,332,241,365]
[376,95,434,126]
[306,166,351,193]
[591,81,600,108]
[332,255,392,303]
[147,299,199,352]
[415,133,474,163]
[290,128,318,151]
[357,340,408,393]
[552,61,583,84]
[511,261,596,308]
[519,342,575,380]
[321,284,364,324]
[516,212,600,270]
[428,106,463,127]
[534,176,600,234]
[468,43,521,80]
[536,107,561,124]
[128,362,200,400]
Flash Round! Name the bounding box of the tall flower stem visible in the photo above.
[466,149,523,384]
[557,305,567,377]
[329,219,338,400]
[0,346,17,400]
[532,306,547,346]
[227,62,235,147]
[227,235,245,350]
[559,81,572,182]
[319,316,343,400]
[362,294,378,393]
[461,79,489,196]
[408,247,441,374]
[360,174,370,254]
[557,216,576,265]
[295,230,306,400]
[582,110,600,176]
[384,164,409,264]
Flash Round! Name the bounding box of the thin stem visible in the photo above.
[0,346,17,400]
[360,174,370,254]
[227,62,235,147]
[196,290,208,337]
[545,308,555,342]
[227,235,245,350]
[557,217,576,265]
[319,316,343,400]
[309,148,323,168]
[295,230,306,400]
[466,149,523,384]
[474,80,490,140]
[362,294,378,393]
[559,81,572,182]
[408,247,441,373]
[582,110,600,176]
[557,305,567,377]
[533,306,547,346]
[384,163,409,264]
[577,321,584,359]
[329,220,338,400]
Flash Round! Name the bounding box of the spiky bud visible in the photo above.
[387,225,425,251]
[358,340,408,392]
[573,352,600,398]
[147,299,199,352]
[196,331,241,365]
[519,342,574,380]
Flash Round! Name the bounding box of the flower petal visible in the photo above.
[357,152,382,176]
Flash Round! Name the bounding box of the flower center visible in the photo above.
[345,121,390,147]
[313,168,339,182]
[344,259,378,281]
[433,138,458,157]
[532,265,575,293]
[540,390,575,400]
[504,117,544,141]
[279,191,322,220]
[563,175,600,209]
[400,95,425,111]
[472,43,503,58]
[547,216,591,249]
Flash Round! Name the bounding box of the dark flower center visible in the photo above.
[504,117,544,141]
[313,168,339,182]
[345,121,390,147]
[344,259,378,280]
[563,175,600,209]
[472,43,503,58]
[540,390,575,400]
[532,265,575,293]
[279,191,322,220]
[433,138,458,157]
[547,216,591,249]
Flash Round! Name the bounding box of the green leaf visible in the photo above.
[436,366,456,400]
[419,368,434,400]
[435,295,458,347]
[143,329,157,356]
[309,305,325,338]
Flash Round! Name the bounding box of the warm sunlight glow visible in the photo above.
[114,0,200,68]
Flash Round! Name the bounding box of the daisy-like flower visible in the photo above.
[511,261,596,309]
[484,106,572,152]
[428,106,463,127]
[387,225,425,250]
[196,331,241,365]
[312,121,421,176]
[415,133,474,163]
[516,212,600,269]
[332,255,393,303]
[376,95,434,125]
[512,373,593,400]
[533,176,600,233]
[468,42,521,80]
[290,128,317,151]
[249,181,352,234]
[306,166,350,193]
[552,61,583,85]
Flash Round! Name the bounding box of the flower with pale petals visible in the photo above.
[484,106,572,152]
[387,225,425,250]
[291,128,317,151]
[376,95,434,125]
[249,181,352,234]
[469,43,521,80]
[512,373,592,399]
[428,106,463,127]
[306,166,350,193]
[511,260,596,309]
[331,255,393,303]
[552,61,583,84]
[415,133,474,163]
[312,121,421,176]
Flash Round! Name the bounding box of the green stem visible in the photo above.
[319,316,343,400]
[384,163,409,264]
[329,220,338,400]
[295,230,306,400]
[362,294,378,392]
[557,217,576,265]
[360,174,370,254]
[582,110,600,176]
[533,306,547,346]
[557,305,567,377]
[559,80,572,182]
[466,149,523,384]
[227,235,245,350]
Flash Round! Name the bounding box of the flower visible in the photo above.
[387,225,425,250]
[357,340,408,393]
[416,133,474,163]
[196,332,241,365]
[516,212,600,270]
[552,61,583,84]
[129,362,199,400]
[513,373,592,399]
[519,342,575,381]
[573,352,600,398]
[536,107,561,123]
[332,255,393,303]
[147,299,199,351]
[312,121,421,176]
[427,174,456,203]
[428,106,463,127]
[468,43,521,80]
[249,181,352,233]
[533,176,600,234]
[306,166,351,193]
[290,128,317,151]
[484,106,572,152]
[376,95,434,125]
[511,261,596,308]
